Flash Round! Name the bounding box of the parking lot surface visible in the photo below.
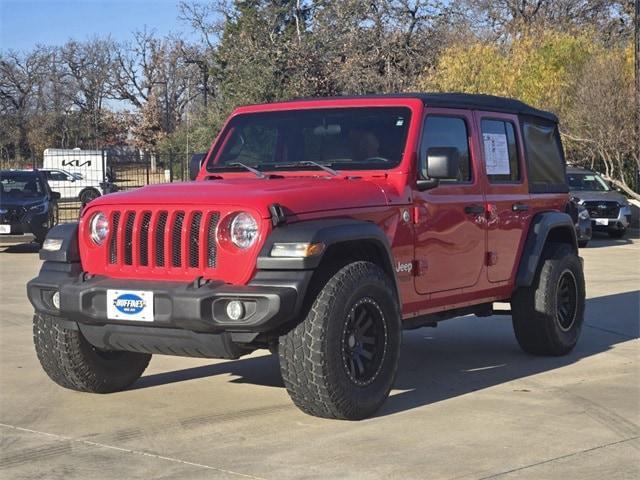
[1,233,638,480]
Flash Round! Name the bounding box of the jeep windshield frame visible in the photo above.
[205,107,412,174]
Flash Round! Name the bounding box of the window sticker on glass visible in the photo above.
[483,133,510,175]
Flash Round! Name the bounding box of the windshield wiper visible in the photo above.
[226,162,266,178]
[273,161,339,177]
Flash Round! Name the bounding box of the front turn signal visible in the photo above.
[270,242,325,258]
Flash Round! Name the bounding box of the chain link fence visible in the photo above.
[1,149,197,225]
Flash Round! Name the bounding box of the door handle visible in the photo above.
[512,203,529,212]
[464,204,485,215]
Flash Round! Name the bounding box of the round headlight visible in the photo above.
[229,212,258,249]
[89,212,109,245]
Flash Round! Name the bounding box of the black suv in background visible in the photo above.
[0,170,60,245]
[567,167,631,239]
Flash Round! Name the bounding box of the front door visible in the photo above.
[475,112,531,283]
[414,110,486,294]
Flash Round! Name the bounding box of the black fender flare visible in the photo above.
[38,222,80,263]
[515,211,578,288]
[257,218,399,299]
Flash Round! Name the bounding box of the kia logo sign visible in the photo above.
[113,293,146,315]
[61,159,92,167]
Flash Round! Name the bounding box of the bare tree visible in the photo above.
[564,49,639,200]
[60,38,116,146]
[463,0,633,39]
[0,48,51,158]
[110,30,200,151]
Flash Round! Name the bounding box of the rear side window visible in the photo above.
[481,119,520,182]
[421,116,471,182]
[522,121,568,193]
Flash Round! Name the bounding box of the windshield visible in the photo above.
[0,172,45,199]
[566,172,610,191]
[207,107,411,173]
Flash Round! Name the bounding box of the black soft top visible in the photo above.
[290,92,558,123]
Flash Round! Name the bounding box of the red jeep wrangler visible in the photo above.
[28,94,585,420]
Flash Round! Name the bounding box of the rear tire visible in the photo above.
[33,313,151,393]
[511,243,585,356]
[278,261,401,420]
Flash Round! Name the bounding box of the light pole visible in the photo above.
[185,59,209,108]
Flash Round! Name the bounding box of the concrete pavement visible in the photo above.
[0,232,638,479]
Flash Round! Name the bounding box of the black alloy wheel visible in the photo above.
[556,270,578,332]
[341,297,388,386]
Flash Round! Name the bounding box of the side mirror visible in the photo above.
[51,191,61,200]
[189,153,206,181]
[417,147,459,190]
[67,176,76,182]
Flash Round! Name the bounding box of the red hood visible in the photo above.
[90,177,389,218]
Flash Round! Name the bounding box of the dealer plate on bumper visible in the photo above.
[107,290,154,322]
[595,218,609,226]
[0,225,10,234]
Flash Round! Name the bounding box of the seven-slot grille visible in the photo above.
[583,201,620,219]
[107,209,220,270]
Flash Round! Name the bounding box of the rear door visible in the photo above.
[413,109,486,294]
[475,112,531,283]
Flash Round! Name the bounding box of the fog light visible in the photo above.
[226,300,245,320]
[51,291,60,310]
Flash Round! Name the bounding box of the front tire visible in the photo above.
[33,313,151,393]
[578,240,589,248]
[278,261,401,420]
[511,243,585,356]
[608,228,626,239]
[79,188,100,205]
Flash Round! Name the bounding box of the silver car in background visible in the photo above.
[567,167,631,239]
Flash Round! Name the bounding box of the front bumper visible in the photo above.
[27,261,311,348]
[590,207,631,232]
[0,211,50,237]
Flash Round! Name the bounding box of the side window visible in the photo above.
[421,116,471,182]
[523,121,567,193]
[50,171,68,181]
[481,119,520,182]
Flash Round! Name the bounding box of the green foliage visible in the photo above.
[418,30,597,115]
[417,29,637,195]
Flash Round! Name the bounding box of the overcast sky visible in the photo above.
[0,0,197,52]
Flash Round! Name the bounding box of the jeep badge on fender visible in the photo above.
[27,93,585,420]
